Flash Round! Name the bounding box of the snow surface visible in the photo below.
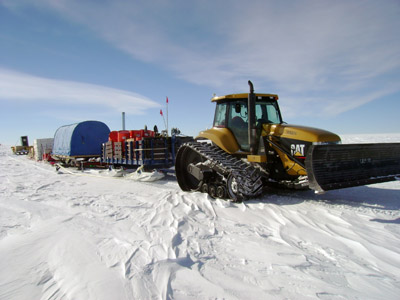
[1,134,400,300]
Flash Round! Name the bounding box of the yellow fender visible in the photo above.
[196,128,240,154]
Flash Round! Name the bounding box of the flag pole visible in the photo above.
[166,96,169,137]
[160,109,167,132]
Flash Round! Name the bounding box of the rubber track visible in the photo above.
[184,142,264,200]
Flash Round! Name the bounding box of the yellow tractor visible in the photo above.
[175,81,400,201]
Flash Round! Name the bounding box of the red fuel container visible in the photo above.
[130,130,142,139]
[109,131,118,143]
[118,130,130,142]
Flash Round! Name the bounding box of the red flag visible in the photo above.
[166,96,169,104]
[160,109,163,116]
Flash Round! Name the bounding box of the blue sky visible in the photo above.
[1,0,400,145]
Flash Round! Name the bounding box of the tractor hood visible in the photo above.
[262,123,341,144]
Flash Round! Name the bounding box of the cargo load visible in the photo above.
[33,138,54,161]
[102,128,192,170]
[53,121,110,157]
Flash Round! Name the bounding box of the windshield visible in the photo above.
[213,100,282,128]
[213,99,282,151]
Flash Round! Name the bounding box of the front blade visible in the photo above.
[305,143,400,193]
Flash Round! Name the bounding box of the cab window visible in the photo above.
[255,101,281,124]
[213,103,227,127]
[227,101,249,151]
[228,101,248,128]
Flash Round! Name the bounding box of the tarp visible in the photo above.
[53,121,110,156]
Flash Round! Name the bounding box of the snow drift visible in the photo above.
[0,134,399,300]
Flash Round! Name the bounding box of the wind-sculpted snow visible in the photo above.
[0,134,400,299]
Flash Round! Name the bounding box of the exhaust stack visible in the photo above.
[248,80,257,155]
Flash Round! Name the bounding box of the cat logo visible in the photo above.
[291,144,306,158]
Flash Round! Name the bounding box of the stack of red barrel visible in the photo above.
[107,129,155,158]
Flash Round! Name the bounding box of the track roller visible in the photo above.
[208,185,217,198]
[216,185,226,199]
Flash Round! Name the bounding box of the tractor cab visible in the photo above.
[212,93,282,151]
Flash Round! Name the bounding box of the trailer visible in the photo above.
[52,120,110,167]
[102,129,192,171]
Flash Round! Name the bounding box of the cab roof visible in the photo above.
[211,93,279,102]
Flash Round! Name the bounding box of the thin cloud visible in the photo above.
[281,87,398,119]
[0,68,160,114]
[3,0,400,117]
